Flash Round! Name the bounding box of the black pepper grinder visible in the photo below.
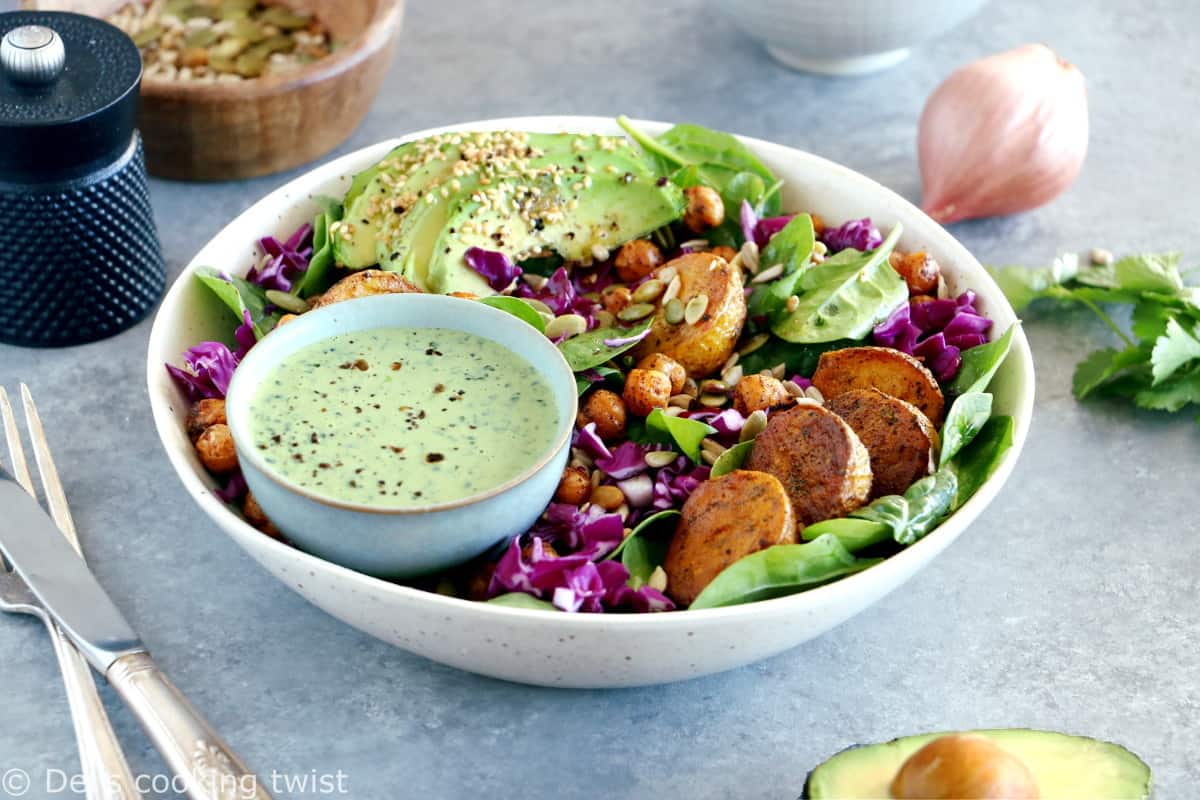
[0,11,164,347]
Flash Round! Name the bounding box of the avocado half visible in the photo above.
[803,729,1151,799]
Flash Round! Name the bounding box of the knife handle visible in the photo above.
[46,621,143,800]
[106,652,273,800]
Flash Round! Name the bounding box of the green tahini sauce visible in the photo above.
[248,326,558,507]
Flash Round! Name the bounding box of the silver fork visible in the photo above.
[0,385,141,800]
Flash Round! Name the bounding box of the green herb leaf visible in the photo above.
[950,323,1017,397]
[478,296,547,333]
[607,509,680,564]
[1150,317,1200,384]
[195,267,280,338]
[799,518,892,553]
[1131,299,1177,341]
[945,415,1015,510]
[1071,346,1151,400]
[747,214,815,320]
[644,408,716,463]
[710,440,754,478]
[1134,365,1200,411]
[487,593,559,611]
[851,468,958,546]
[989,253,1080,311]
[939,392,993,467]
[688,534,880,609]
[1113,252,1184,292]
[558,320,652,372]
[770,224,906,343]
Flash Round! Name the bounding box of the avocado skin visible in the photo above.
[801,729,1152,799]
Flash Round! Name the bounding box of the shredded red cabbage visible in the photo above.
[595,440,653,480]
[246,223,313,292]
[516,266,600,325]
[873,292,992,382]
[573,422,612,460]
[166,340,241,400]
[821,218,882,253]
[684,408,746,446]
[652,455,711,510]
[464,247,522,291]
[789,375,814,390]
[739,200,796,248]
[233,309,256,358]
[603,328,651,347]
[214,469,247,503]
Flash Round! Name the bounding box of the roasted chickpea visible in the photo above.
[276,313,298,328]
[590,484,625,512]
[890,734,1039,799]
[615,239,665,283]
[731,374,789,415]
[555,465,592,505]
[894,251,941,295]
[195,423,238,473]
[185,398,227,441]
[601,285,633,315]
[243,491,269,527]
[709,245,737,263]
[521,538,559,561]
[465,562,496,601]
[636,353,686,394]
[622,368,672,417]
[910,294,938,305]
[683,186,724,233]
[579,389,627,440]
[810,212,826,235]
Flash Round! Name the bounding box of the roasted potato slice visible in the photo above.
[827,388,938,498]
[664,470,796,606]
[744,404,872,526]
[309,269,421,308]
[811,346,945,424]
[632,252,747,378]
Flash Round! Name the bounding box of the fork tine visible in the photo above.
[0,386,35,497]
[20,384,82,556]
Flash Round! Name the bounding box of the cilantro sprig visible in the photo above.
[992,252,1200,416]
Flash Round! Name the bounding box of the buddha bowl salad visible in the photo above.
[168,117,1017,613]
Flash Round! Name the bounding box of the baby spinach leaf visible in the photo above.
[295,199,344,298]
[747,214,815,320]
[939,392,993,467]
[195,267,280,338]
[607,509,680,563]
[644,408,716,463]
[945,415,1014,509]
[478,296,547,333]
[738,336,862,378]
[689,534,881,609]
[851,468,959,546]
[487,593,559,611]
[710,440,754,478]
[558,319,652,372]
[623,536,670,588]
[950,323,1017,397]
[576,366,622,397]
[1150,317,1200,384]
[799,517,892,553]
[771,224,906,343]
[518,253,564,277]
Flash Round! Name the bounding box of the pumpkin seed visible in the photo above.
[698,393,727,408]
[683,377,700,397]
[234,49,265,76]
[783,380,807,398]
[664,406,685,417]
[721,364,743,387]
[648,566,668,593]
[133,24,164,46]
[700,379,728,395]
[631,279,665,304]
[658,266,678,285]
[258,6,312,30]
[617,303,655,322]
[792,397,822,408]
[661,274,682,306]
[523,273,548,291]
[701,437,727,455]
[721,352,739,372]
[264,289,309,314]
[684,294,709,325]
[740,410,768,442]
[664,297,685,325]
[738,332,770,356]
[667,394,692,409]
[522,297,554,316]
[570,447,595,469]
[231,17,268,43]
[544,314,587,339]
[700,450,720,466]
[678,239,709,251]
[804,385,825,404]
[208,35,249,59]
[593,310,615,328]
[771,363,787,379]
[750,263,784,284]
[740,241,760,272]
[644,450,679,468]
[184,27,220,47]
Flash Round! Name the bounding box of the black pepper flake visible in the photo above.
[319,463,331,469]
[355,406,363,413]
[310,432,319,444]
[271,434,282,444]
[426,453,445,463]
[292,453,304,462]
[393,205,406,214]
[433,383,445,394]
[656,176,668,186]
[349,480,358,488]
[389,446,404,453]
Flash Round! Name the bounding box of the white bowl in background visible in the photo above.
[717,0,990,75]
[146,116,1034,688]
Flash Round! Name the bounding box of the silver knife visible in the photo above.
[0,468,273,800]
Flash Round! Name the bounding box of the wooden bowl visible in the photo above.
[27,0,404,181]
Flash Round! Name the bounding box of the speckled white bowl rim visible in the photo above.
[146,116,1035,687]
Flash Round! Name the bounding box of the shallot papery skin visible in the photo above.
[919,43,1089,224]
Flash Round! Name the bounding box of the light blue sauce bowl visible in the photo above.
[225,293,577,579]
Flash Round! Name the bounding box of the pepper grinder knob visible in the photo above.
[1,25,66,86]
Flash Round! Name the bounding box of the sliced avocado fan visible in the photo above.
[332,131,684,295]
[803,728,1151,799]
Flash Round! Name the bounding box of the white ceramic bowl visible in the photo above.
[224,293,576,578]
[717,0,989,75]
[147,116,1034,689]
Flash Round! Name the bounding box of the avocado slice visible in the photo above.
[425,137,684,295]
[804,729,1151,799]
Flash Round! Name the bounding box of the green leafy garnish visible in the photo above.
[558,320,652,372]
[487,593,558,611]
[644,408,716,463]
[478,296,547,333]
[747,213,815,320]
[607,509,680,563]
[940,392,994,467]
[195,267,280,339]
[799,518,891,553]
[771,224,906,343]
[944,416,1016,509]
[851,468,959,546]
[295,197,343,298]
[950,324,1017,397]
[710,440,754,478]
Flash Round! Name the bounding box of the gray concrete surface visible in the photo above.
[1,0,1198,797]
